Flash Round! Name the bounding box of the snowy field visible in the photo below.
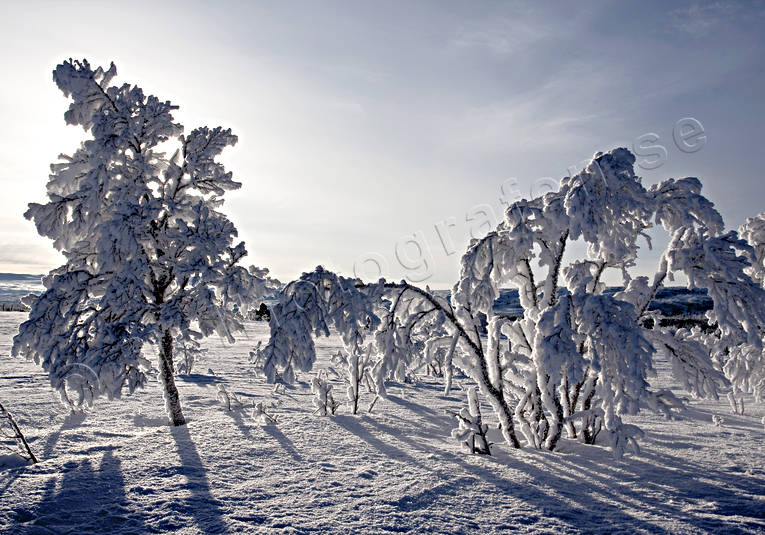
[1,311,764,534]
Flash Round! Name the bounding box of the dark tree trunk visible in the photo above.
[582,380,598,444]
[546,391,565,451]
[158,329,186,426]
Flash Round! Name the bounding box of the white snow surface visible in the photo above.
[1,312,764,534]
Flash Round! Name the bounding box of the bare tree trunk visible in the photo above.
[158,329,186,426]
[351,358,360,415]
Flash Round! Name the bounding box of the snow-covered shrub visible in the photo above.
[667,228,765,407]
[258,267,381,385]
[446,149,765,457]
[12,59,278,426]
[259,148,765,458]
[731,213,765,404]
[0,401,38,464]
[251,401,278,425]
[739,214,765,286]
[451,387,491,455]
[330,348,377,415]
[217,384,243,411]
[311,371,340,416]
[176,341,207,376]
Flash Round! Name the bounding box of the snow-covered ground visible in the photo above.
[1,311,764,534]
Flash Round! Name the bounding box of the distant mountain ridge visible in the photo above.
[0,273,44,302]
[432,286,712,319]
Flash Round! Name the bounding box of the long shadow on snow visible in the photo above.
[363,414,734,534]
[176,373,226,386]
[12,448,152,534]
[361,379,764,531]
[171,425,231,535]
[0,411,87,500]
[379,385,765,532]
[224,408,302,462]
[262,423,304,462]
[334,415,594,532]
[385,394,455,428]
[395,408,764,533]
[333,415,430,472]
[682,404,764,434]
[226,408,254,439]
[542,444,765,531]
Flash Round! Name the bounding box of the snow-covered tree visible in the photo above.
[256,266,464,412]
[12,59,277,426]
[257,266,382,385]
[665,228,765,406]
[733,213,765,404]
[330,348,378,414]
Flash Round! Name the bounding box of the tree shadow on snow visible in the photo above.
[337,416,591,531]
[170,424,231,535]
[176,373,226,386]
[40,411,87,459]
[382,394,457,439]
[261,424,303,462]
[366,385,765,532]
[682,404,764,434]
[538,443,765,532]
[225,407,254,439]
[14,448,150,534]
[0,411,87,500]
[385,394,455,427]
[332,415,435,473]
[357,414,765,534]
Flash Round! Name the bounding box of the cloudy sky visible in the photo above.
[1,1,764,287]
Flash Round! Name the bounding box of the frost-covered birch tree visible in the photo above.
[12,59,276,426]
[451,148,764,455]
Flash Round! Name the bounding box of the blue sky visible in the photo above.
[1,1,764,287]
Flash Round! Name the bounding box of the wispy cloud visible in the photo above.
[670,2,740,36]
[450,18,549,55]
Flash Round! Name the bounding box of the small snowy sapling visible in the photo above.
[312,371,340,416]
[217,384,243,412]
[451,387,491,455]
[252,401,278,425]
